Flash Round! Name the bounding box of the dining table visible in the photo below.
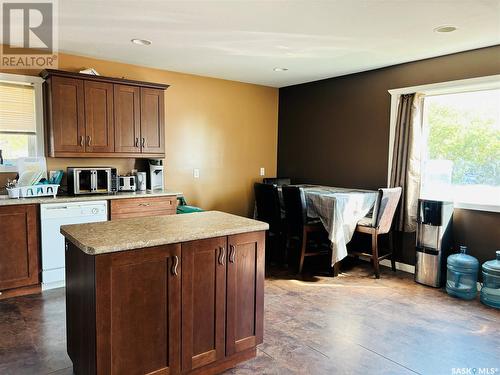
[281,185,379,265]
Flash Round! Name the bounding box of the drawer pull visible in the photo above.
[171,255,179,276]
[218,247,225,266]
[139,203,151,207]
[229,245,236,263]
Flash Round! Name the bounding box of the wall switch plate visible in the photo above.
[193,168,200,179]
[260,167,265,176]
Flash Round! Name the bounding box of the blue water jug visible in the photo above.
[480,251,500,309]
[446,246,479,300]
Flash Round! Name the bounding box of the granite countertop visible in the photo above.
[61,211,269,255]
[0,190,182,206]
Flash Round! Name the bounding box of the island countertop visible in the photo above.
[61,210,269,255]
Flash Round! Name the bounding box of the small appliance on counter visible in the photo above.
[136,172,147,191]
[446,246,479,300]
[67,167,117,195]
[480,251,500,309]
[147,159,164,190]
[118,175,136,192]
[415,199,453,287]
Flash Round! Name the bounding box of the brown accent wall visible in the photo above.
[1,53,278,216]
[278,46,500,265]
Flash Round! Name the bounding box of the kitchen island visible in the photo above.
[61,211,268,375]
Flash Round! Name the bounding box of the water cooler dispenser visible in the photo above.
[415,199,454,287]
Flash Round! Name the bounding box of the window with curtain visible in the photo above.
[0,82,37,161]
[420,89,500,208]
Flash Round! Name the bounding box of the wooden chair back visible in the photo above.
[254,182,282,233]
[263,177,291,186]
[375,187,402,234]
[281,185,307,235]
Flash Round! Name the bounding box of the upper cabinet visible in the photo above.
[41,69,168,158]
[140,88,165,154]
[48,76,85,153]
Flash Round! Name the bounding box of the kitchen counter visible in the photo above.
[61,210,269,255]
[0,189,182,206]
[62,210,267,374]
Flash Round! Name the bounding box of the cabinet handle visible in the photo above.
[79,136,84,147]
[218,247,225,266]
[141,137,146,148]
[139,203,151,207]
[135,138,139,148]
[171,255,179,276]
[87,135,92,146]
[229,245,236,263]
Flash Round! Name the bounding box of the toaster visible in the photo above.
[118,175,136,191]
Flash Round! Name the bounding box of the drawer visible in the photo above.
[110,196,177,220]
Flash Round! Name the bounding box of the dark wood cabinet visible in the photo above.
[140,87,165,154]
[181,237,227,372]
[47,76,85,153]
[0,204,40,292]
[84,81,114,153]
[42,70,168,158]
[226,232,265,356]
[65,231,265,375]
[66,243,181,375]
[114,84,141,153]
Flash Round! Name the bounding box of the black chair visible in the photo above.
[263,177,291,186]
[254,182,285,263]
[282,186,330,273]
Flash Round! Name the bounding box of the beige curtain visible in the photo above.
[390,93,424,232]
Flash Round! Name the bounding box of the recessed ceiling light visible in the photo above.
[131,38,152,46]
[434,25,457,33]
[273,67,288,72]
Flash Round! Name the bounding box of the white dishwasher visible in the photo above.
[40,200,108,290]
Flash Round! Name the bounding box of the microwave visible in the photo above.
[67,167,117,195]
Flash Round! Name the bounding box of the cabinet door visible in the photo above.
[226,231,265,356]
[95,244,181,375]
[49,76,85,153]
[140,87,165,154]
[84,81,114,153]
[181,237,226,372]
[0,205,39,291]
[114,84,141,153]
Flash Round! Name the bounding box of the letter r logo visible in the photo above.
[2,2,53,54]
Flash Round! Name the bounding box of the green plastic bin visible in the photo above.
[176,196,204,214]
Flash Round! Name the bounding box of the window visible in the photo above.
[420,89,500,209]
[0,73,44,171]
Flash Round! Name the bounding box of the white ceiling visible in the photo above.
[58,0,500,87]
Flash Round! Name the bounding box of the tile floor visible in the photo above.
[1,264,499,375]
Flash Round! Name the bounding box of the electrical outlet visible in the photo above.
[193,168,200,179]
[260,167,265,176]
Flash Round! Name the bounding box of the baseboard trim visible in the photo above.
[380,259,415,274]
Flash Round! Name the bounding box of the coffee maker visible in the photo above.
[147,159,164,191]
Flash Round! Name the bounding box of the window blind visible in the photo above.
[0,82,36,133]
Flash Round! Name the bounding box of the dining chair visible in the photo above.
[282,185,330,274]
[263,177,291,186]
[254,182,285,264]
[352,187,402,278]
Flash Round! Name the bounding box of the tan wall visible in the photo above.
[1,53,279,216]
